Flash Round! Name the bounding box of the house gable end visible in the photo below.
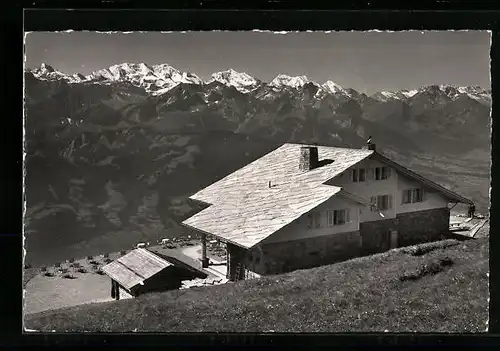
[371,153,473,205]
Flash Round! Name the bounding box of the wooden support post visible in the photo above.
[201,232,209,268]
[111,279,116,299]
[227,243,245,281]
[226,244,232,280]
[115,282,120,301]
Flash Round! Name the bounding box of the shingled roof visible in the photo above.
[183,142,475,248]
[101,248,173,290]
[183,143,374,248]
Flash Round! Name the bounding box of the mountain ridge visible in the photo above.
[27,62,491,104]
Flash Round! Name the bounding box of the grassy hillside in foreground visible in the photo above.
[25,237,488,333]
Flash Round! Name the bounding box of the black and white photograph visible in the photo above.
[23,30,490,332]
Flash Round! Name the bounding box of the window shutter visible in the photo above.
[346,209,350,223]
[389,195,393,209]
[421,188,425,202]
[367,168,374,180]
[401,191,405,204]
[370,196,376,211]
[386,167,391,179]
[359,168,366,182]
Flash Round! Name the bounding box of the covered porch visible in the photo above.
[185,228,260,282]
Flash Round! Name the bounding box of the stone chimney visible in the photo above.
[365,142,376,151]
[299,146,319,171]
[362,141,376,151]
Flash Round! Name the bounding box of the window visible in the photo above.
[351,168,366,182]
[327,209,350,226]
[375,166,391,180]
[359,168,366,182]
[402,188,424,204]
[381,167,390,180]
[370,195,393,211]
[412,188,424,203]
[378,195,390,210]
[307,212,321,229]
[402,189,412,204]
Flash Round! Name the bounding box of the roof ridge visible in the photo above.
[136,248,172,267]
[115,259,148,281]
[284,142,368,150]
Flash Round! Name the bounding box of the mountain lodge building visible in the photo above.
[182,142,474,281]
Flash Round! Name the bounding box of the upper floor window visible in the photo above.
[307,212,321,229]
[370,194,393,211]
[375,166,391,180]
[351,168,366,182]
[327,209,350,227]
[402,188,424,204]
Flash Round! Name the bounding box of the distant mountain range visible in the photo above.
[28,62,491,104]
[23,63,491,266]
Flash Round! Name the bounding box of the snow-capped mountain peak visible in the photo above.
[90,62,152,82]
[208,69,259,93]
[39,63,55,73]
[368,84,490,105]
[25,62,491,105]
[31,63,62,79]
[400,89,418,98]
[151,63,179,79]
[270,74,310,89]
[152,64,202,85]
[85,62,204,95]
[29,63,87,84]
[370,90,402,102]
[322,80,344,94]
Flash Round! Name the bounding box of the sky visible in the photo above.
[24,31,491,94]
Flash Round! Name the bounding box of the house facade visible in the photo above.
[182,142,473,280]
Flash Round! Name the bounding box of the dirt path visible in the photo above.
[470,219,489,238]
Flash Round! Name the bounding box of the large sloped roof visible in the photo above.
[101,248,173,290]
[183,143,374,248]
[184,183,343,248]
[183,143,474,249]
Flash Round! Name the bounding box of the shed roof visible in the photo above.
[147,246,208,278]
[101,248,173,290]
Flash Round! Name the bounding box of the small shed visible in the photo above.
[101,248,207,299]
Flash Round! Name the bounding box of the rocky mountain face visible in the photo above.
[24,63,491,266]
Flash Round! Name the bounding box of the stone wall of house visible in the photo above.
[396,207,450,246]
[239,208,450,277]
[359,218,397,255]
[244,231,361,275]
[359,207,450,253]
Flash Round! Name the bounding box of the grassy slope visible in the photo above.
[25,238,488,333]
